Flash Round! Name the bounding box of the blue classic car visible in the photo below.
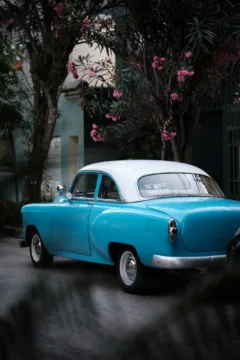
[20,160,239,292]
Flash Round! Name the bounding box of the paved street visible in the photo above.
[0,235,192,359]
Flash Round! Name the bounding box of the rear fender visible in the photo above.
[89,207,181,267]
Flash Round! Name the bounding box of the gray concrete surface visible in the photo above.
[0,235,190,359]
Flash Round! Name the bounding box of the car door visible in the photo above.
[88,173,123,247]
[52,172,99,256]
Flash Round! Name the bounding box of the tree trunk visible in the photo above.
[171,137,181,162]
[21,90,58,204]
[10,132,19,203]
[161,139,167,160]
[183,143,193,164]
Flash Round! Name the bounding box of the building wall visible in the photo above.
[43,94,85,195]
[192,110,224,189]
[84,146,115,165]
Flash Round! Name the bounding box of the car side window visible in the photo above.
[98,175,120,201]
[72,173,98,198]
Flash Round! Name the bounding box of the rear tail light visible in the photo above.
[168,219,177,243]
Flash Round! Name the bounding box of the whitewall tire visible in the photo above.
[117,248,145,293]
[29,231,53,268]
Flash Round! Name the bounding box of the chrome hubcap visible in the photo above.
[31,234,42,262]
[119,251,137,286]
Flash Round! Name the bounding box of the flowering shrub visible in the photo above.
[81,15,114,40]
[71,49,197,151]
[71,1,240,161]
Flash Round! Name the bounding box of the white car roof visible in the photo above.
[79,160,210,202]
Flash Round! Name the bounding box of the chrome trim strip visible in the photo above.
[152,254,226,269]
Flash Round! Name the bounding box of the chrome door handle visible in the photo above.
[87,201,93,206]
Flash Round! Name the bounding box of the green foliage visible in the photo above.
[0,40,30,137]
[76,0,240,160]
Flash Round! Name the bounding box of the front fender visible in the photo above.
[21,204,54,253]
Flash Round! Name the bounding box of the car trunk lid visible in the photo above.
[146,197,240,252]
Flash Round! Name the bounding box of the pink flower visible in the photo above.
[177,74,185,83]
[177,68,194,82]
[72,69,79,79]
[90,124,104,142]
[161,130,177,141]
[185,51,192,58]
[68,60,79,79]
[88,71,96,78]
[137,63,143,71]
[106,57,112,63]
[170,93,179,100]
[90,129,97,137]
[152,56,166,70]
[83,16,89,24]
[113,89,123,99]
[149,96,153,102]
[87,66,97,78]
[106,111,120,121]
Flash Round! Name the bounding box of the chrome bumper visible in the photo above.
[152,254,226,269]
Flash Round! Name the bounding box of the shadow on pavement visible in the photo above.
[48,258,200,296]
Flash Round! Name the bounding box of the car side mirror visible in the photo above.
[57,185,66,195]
[66,192,73,202]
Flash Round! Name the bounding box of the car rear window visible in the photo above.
[138,173,225,199]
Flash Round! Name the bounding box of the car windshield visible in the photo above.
[138,173,225,199]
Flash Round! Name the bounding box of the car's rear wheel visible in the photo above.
[117,248,145,293]
[30,231,53,268]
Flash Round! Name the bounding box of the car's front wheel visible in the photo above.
[30,231,53,268]
[117,248,145,293]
